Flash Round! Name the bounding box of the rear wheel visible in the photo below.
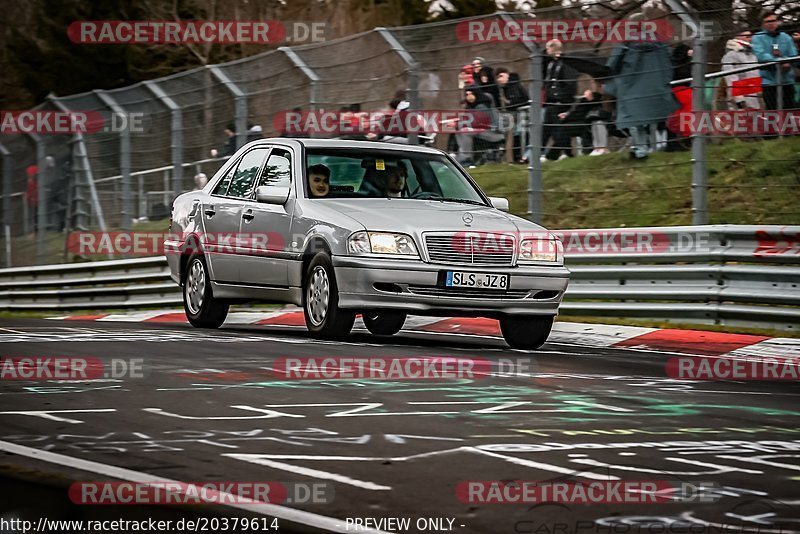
[363,312,407,336]
[303,253,355,338]
[499,315,554,349]
[183,253,229,328]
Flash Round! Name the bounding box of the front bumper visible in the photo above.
[333,255,570,316]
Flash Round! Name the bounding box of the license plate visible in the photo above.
[445,271,509,290]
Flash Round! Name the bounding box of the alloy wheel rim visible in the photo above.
[306,266,330,326]
[185,259,205,315]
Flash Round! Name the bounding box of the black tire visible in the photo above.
[303,253,355,338]
[182,253,229,329]
[363,312,407,336]
[499,315,554,349]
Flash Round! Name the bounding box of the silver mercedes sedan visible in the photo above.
[165,138,569,349]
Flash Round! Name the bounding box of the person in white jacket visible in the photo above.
[721,32,761,110]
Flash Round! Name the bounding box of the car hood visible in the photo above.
[319,198,538,235]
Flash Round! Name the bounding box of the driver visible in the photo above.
[383,165,406,198]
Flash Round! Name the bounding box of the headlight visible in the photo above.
[518,238,563,264]
[348,231,419,256]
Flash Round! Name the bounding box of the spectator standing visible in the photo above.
[210,123,237,158]
[604,15,679,160]
[25,165,38,233]
[751,11,798,110]
[721,31,761,110]
[246,123,264,142]
[495,68,530,161]
[193,173,208,190]
[542,39,578,161]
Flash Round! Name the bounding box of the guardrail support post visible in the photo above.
[376,28,420,146]
[208,65,249,150]
[145,81,183,199]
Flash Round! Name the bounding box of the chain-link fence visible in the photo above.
[1,4,799,267]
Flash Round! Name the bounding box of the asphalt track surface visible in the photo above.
[0,317,799,534]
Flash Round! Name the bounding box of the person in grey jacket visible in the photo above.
[722,32,761,110]
[604,14,679,160]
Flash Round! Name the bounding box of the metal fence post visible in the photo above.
[208,65,249,150]
[528,49,544,223]
[690,37,708,225]
[72,133,107,233]
[665,0,707,225]
[0,143,11,267]
[94,91,132,230]
[0,143,11,238]
[279,47,322,135]
[376,28,420,146]
[498,12,543,222]
[144,81,183,199]
[26,132,48,264]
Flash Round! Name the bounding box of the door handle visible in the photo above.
[204,206,216,217]
[242,209,255,221]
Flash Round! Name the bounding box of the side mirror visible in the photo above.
[256,185,290,204]
[489,197,509,212]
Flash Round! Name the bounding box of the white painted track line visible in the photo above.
[0,440,390,534]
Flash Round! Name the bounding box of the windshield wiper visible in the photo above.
[432,197,487,206]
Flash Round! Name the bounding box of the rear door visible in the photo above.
[237,147,295,287]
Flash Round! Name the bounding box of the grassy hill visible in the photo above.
[469,137,800,228]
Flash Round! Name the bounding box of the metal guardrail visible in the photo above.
[0,225,798,331]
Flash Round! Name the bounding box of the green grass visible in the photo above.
[469,137,800,228]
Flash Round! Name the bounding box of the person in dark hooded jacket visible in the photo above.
[475,66,501,109]
[496,68,530,160]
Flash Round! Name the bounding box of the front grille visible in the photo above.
[425,234,515,266]
[407,286,530,300]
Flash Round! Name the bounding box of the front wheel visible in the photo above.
[363,312,407,336]
[303,253,355,338]
[183,253,229,328]
[499,315,554,349]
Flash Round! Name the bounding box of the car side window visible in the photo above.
[257,149,292,189]
[212,159,238,196]
[227,148,270,198]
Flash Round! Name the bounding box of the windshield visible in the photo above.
[304,148,487,205]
